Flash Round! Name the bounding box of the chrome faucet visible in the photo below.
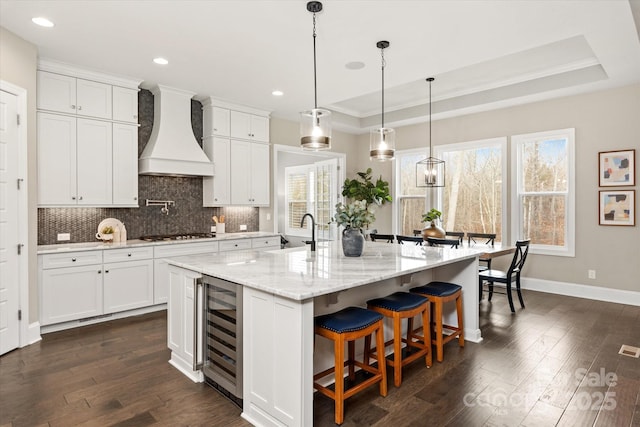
[300,213,316,252]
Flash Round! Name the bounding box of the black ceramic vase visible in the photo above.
[342,227,365,257]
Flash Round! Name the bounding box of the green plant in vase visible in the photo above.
[332,200,375,257]
[421,208,445,239]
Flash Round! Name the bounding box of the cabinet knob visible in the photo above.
[127,253,132,257]
[79,196,83,201]
[214,198,218,201]
[71,258,77,262]
[214,128,218,131]
[133,115,138,119]
[71,105,76,109]
[77,106,82,111]
[98,270,102,274]
[72,196,76,200]
[105,270,109,273]
[134,197,137,200]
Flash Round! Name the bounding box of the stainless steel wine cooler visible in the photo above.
[198,275,243,406]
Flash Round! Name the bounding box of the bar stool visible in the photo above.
[410,282,464,362]
[314,307,388,425]
[365,292,432,387]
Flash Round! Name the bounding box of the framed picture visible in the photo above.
[599,190,635,226]
[599,149,635,186]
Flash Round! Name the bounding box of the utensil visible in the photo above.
[220,215,225,223]
[212,216,218,224]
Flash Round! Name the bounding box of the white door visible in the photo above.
[0,90,20,355]
[314,158,339,241]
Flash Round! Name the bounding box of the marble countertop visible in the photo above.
[37,231,280,254]
[167,241,484,301]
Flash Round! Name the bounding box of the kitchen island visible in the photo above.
[167,241,484,427]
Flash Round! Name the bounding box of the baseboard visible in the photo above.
[26,322,42,346]
[521,277,640,306]
[40,304,167,334]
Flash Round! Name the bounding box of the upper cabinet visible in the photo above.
[230,111,269,142]
[112,86,139,124]
[201,98,271,207]
[36,61,142,207]
[37,71,112,120]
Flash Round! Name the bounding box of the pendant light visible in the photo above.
[370,40,395,161]
[300,1,332,150]
[416,77,445,187]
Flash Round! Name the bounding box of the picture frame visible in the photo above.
[599,190,635,226]
[599,149,635,187]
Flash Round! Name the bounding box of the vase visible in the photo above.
[421,221,445,240]
[342,227,365,257]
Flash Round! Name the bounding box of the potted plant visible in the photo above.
[332,200,375,257]
[100,225,114,241]
[341,168,392,209]
[421,208,445,239]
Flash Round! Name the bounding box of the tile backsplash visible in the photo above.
[37,89,259,245]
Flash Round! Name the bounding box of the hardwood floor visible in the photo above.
[1,290,638,426]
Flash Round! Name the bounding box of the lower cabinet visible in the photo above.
[103,259,154,313]
[40,263,103,325]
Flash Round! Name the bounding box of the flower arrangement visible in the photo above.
[332,200,376,229]
[421,208,442,224]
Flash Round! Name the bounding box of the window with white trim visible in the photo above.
[511,128,575,256]
[393,149,428,235]
[434,138,507,242]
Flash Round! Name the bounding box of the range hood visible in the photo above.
[139,84,214,176]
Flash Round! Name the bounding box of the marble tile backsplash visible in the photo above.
[37,89,259,245]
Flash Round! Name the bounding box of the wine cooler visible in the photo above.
[199,275,243,406]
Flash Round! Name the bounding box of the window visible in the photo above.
[435,138,507,242]
[511,128,575,256]
[284,159,338,240]
[394,149,428,235]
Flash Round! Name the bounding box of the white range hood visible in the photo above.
[139,84,213,176]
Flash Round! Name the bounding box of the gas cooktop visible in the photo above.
[139,233,216,242]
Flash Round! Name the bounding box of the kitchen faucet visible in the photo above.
[300,213,316,252]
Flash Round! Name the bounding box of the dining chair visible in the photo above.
[396,235,424,245]
[467,232,497,271]
[478,239,530,313]
[426,237,460,248]
[370,233,395,243]
[445,231,465,244]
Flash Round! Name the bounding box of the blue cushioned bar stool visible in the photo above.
[410,282,464,362]
[314,307,388,425]
[365,292,432,387]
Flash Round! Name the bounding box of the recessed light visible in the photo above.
[153,57,169,65]
[32,17,54,27]
[272,90,284,97]
[345,61,365,70]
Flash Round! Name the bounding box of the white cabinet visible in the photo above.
[76,118,113,205]
[203,137,231,206]
[154,241,218,304]
[112,123,139,205]
[37,71,112,119]
[230,140,270,206]
[252,236,281,251]
[37,65,141,207]
[230,111,269,142]
[39,252,104,325]
[37,113,77,205]
[112,86,139,124]
[203,106,230,137]
[103,259,154,314]
[37,113,113,205]
[37,113,138,207]
[168,265,204,382]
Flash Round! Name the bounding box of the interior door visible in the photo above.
[314,158,338,241]
[0,89,20,355]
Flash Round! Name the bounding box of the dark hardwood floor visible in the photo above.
[1,289,639,426]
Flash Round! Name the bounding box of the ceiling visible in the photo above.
[2,0,640,133]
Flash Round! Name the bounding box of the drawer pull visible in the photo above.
[71,258,77,262]
[105,270,109,273]
[128,253,132,257]
[98,270,101,274]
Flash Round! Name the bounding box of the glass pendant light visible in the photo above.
[416,77,445,187]
[300,1,331,150]
[370,40,395,161]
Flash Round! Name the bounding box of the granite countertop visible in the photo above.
[167,241,484,301]
[37,231,280,254]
